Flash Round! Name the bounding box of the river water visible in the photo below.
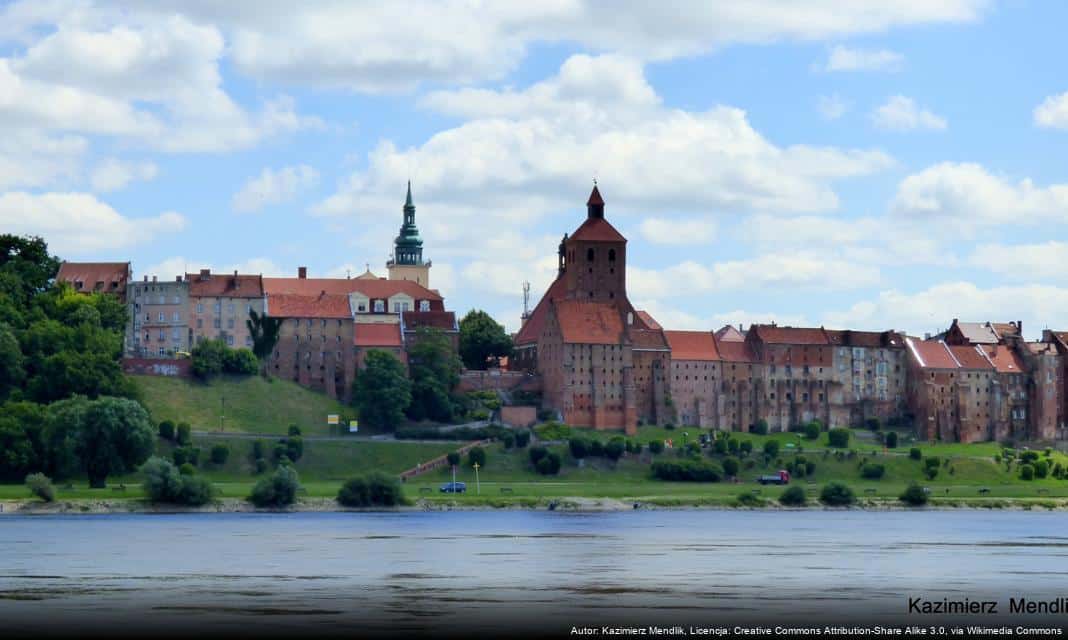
[1,510,1067,638]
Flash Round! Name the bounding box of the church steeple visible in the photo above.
[587,183,604,219]
[393,181,423,266]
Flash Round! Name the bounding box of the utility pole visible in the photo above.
[473,462,481,495]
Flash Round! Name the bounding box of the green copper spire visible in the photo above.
[393,181,423,266]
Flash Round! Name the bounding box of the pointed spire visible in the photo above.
[587,183,604,219]
[405,180,414,209]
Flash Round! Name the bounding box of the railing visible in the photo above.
[398,439,493,481]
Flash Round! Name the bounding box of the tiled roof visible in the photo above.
[587,185,604,206]
[716,339,756,363]
[57,262,129,293]
[1026,341,1058,355]
[665,331,720,361]
[949,345,994,370]
[980,345,1025,374]
[186,272,264,298]
[554,300,623,345]
[514,276,567,346]
[635,310,662,330]
[569,216,626,243]
[714,325,745,342]
[991,322,1021,339]
[403,310,457,331]
[263,276,442,301]
[751,325,829,345]
[824,329,904,348]
[628,327,669,350]
[953,321,999,345]
[906,338,959,369]
[354,323,403,347]
[267,293,351,319]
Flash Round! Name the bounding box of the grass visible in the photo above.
[133,374,360,436]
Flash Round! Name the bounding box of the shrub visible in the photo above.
[252,440,265,460]
[1053,463,1064,480]
[751,420,769,435]
[248,466,301,507]
[711,438,727,455]
[272,443,287,462]
[664,423,675,430]
[605,438,626,461]
[860,463,886,480]
[740,440,753,456]
[172,447,188,466]
[827,429,850,448]
[158,420,175,441]
[779,485,807,506]
[909,448,922,460]
[536,452,562,475]
[534,422,571,441]
[179,462,196,476]
[1020,464,1035,481]
[176,422,192,446]
[734,492,765,507]
[805,461,816,476]
[210,445,230,466]
[254,458,268,474]
[803,421,821,440]
[467,446,487,468]
[727,438,740,453]
[884,431,898,448]
[1021,451,1040,464]
[589,440,605,457]
[763,440,780,457]
[649,440,665,454]
[865,417,881,431]
[900,483,929,506]
[1033,460,1049,479]
[25,472,55,502]
[529,446,548,466]
[514,430,530,448]
[924,466,939,481]
[141,457,216,506]
[288,425,302,437]
[651,460,724,482]
[176,475,215,506]
[284,436,304,463]
[569,438,590,459]
[222,347,259,375]
[501,433,515,449]
[820,482,856,506]
[722,456,740,478]
[337,472,404,507]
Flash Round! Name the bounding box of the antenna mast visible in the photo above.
[521,281,531,323]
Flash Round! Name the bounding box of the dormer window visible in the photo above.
[374,300,384,313]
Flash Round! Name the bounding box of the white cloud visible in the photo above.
[639,217,716,245]
[0,131,86,190]
[232,165,320,213]
[1034,91,1068,130]
[890,162,1068,226]
[142,256,287,279]
[968,241,1068,281]
[817,94,849,120]
[0,191,185,255]
[90,158,158,192]
[871,95,947,131]
[820,45,903,72]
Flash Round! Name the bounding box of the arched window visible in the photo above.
[586,248,595,262]
[608,249,616,261]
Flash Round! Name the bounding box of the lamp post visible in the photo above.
[220,396,226,432]
[473,462,481,495]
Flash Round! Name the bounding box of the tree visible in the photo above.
[191,338,227,379]
[158,420,175,441]
[803,421,821,440]
[0,401,46,481]
[1020,464,1035,481]
[763,440,780,458]
[779,485,806,506]
[604,437,626,461]
[820,482,856,506]
[406,328,461,422]
[827,428,850,448]
[247,309,283,373]
[141,457,215,506]
[248,465,301,507]
[535,452,562,475]
[884,431,899,448]
[900,483,929,506]
[176,422,192,445]
[909,447,922,460]
[467,446,486,468]
[25,472,55,502]
[0,235,60,306]
[338,473,405,507]
[73,396,156,488]
[0,322,24,400]
[352,350,412,430]
[446,451,461,466]
[722,456,740,478]
[458,310,513,370]
[222,348,258,374]
[569,437,590,459]
[861,463,886,479]
[210,445,230,465]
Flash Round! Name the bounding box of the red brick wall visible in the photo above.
[270,317,356,402]
[500,406,537,428]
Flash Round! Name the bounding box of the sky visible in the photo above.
[3,1,1068,339]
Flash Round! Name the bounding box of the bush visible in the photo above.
[924,466,939,480]
[713,438,728,455]
[860,463,886,480]
[1021,451,1040,464]
[1020,464,1035,481]
[534,422,571,441]
[141,457,216,506]
[1033,460,1049,479]
[820,482,856,506]
[25,472,55,502]
[649,440,665,454]
[651,460,724,482]
[222,348,259,375]
[569,438,590,459]
[865,417,881,431]
[763,440,780,457]
[779,485,807,506]
[467,446,486,468]
[664,423,675,430]
[514,430,530,448]
[604,438,626,461]
[909,447,922,460]
[176,422,191,446]
[210,445,230,466]
[536,452,562,475]
[806,461,816,476]
[740,440,753,456]
[176,475,215,506]
[827,429,850,448]
[173,446,199,467]
[722,456,740,477]
[248,466,301,507]
[254,458,268,474]
[337,472,404,507]
[900,483,929,506]
[252,440,265,460]
[734,492,765,507]
[727,438,740,453]
[803,421,821,440]
[446,451,461,466]
[288,425,302,437]
[501,433,515,449]
[529,446,548,466]
[751,420,769,435]
[590,440,605,457]
[179,462,196,476]
[158,420,175,441]
[884,431,898,448]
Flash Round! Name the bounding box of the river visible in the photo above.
[2,510,1066,637]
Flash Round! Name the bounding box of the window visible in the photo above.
[173,312,180,322]
[159,347,166,357]
[172,328,181,341]
[158,312,165,322]
[196,303,203,314]
[587,248,594,262]
[213,318,221,329]
[158,330,165,340]
[245,336,252,347]
[374,300,385,312]
[197,318,203,328]
[158,295,165,304]
[173,296,180,304]
[227,318,234,329]
[213,302,221,313]
[357,303,367,312]
[226,335,234,346]
[419,300,430,312]
[228,303,235,314]
[608,248,616,262]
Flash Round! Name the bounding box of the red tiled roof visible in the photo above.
[751,325,829,345]
[267,293,351,319]
[403,310,457,331]
[665,331,720,361]
[554,300,623,345]
[628,326,669,350]
[714,325,745,342]
[186,272,264,298]
[981,345,1025,374]
[906,338,957,369]
[57,262,129,293]
[569,216,626,243]
[991,322,1021,339]
[635,310,661,330]
[949,345,995,370]
[716,339,756,363]
[587,185,604,206]
[514,275,567,346]
[263,276,442,301]
[354,323,403,347]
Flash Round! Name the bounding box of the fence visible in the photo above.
[398,439,493,481]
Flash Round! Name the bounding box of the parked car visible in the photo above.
[440,482,467,493]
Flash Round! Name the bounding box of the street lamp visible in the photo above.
[220,395,226,432]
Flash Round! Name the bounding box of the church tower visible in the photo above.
[387,181,431,287]
[562,185,627,303]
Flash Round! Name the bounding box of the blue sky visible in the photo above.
[3,1,1068,338]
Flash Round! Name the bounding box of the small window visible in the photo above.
[608,249,616,262]
[587,248,595,262]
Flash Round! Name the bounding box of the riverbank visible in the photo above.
[4,495,1067,515]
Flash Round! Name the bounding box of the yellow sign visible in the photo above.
[327,414,339,425]
[349,420,359,433]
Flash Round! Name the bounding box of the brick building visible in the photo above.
[267,293,355,400]
[126,274,190,358]
[56,261,131,302]
[187,269,266,349]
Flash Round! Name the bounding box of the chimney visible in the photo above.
[233,269,238,277]
[199,268,210,281]
[176,275,182,282]
[152,275,157,283]
[143,275,148,282]
[298,266,307,279]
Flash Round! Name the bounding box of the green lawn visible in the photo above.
[133,374,360,436]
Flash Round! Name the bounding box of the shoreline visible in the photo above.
[3,496,1066,515]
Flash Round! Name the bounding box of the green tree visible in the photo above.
[246,309,283,373]
[406,328,462,422]
[249,466,301,507]
[0,401,46,481]
[158,420,175,441]
[779,485,806,506]
[458,310,513,370]
[210,445,230,465]
[763,440,780,458]
[0,322,24,400]
[820,482,856,506]
[0,235,60,306]
[467,446,486,468]
[722,456,740,477]
[604,437,626,461]
[1020,464,1035,481]
[222,348,258,374]
[191,339,227,379]
[827,429,850,448]
[884,431,899,448]
[900,483,929,506]
[25,472,55,502]
[446,451,461,466]
[74,396,156,488]
[141,457,215,506]
[803,421,821,440]
[569,437,590,459]
[352,350,412,430]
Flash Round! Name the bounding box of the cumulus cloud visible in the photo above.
[142,256,288,279]
[639,217,716,245]
[968,241,1068,281]
[820,45,904,72]
[1034,91,1068,130]
[0,191,185,255]
[90,158,158,192]
[871,95,947,131]
[232,165,320,213]
[0,131,86,190]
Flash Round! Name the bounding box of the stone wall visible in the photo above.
[500,405,537,428]
[122,357,192,377]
